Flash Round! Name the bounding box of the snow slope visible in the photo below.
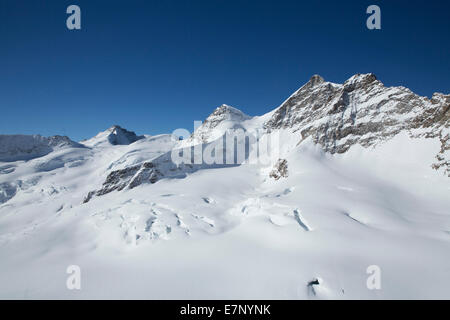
[0,74,449,299]
[0,135,83,162]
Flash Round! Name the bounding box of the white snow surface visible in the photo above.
[0,74,449,300]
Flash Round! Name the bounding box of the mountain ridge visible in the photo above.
[1,74,450,299]
[1,73,448,205]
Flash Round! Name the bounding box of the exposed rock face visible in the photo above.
[269,159,288,180]
[83,153,198,203]
[83,162,161,202]
[430,132,450,176]
[264,73,449,174]
[47,135,84,148]
[106,125,144,145]
[81,125,144,147]
[84,161,164,203]
[82,140,245,202]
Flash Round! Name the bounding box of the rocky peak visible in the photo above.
[343,73,378,92]
[208,104,250,121]
[431,92,450,105]
[263,73,449,175]
[48,135,83,148]
[0,134,83,162]
[264,76,340,129]
[105,125,140,144]
[308,74,325,87]
[82,125,144,147]
[185,104,251,144]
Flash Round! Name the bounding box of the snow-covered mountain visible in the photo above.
[81,125,144,147]
[0,134,84,162]
[264,73,449,174]
[186,104,252,144]
[0,74,449,299]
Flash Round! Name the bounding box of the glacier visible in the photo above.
[0,74,449,299]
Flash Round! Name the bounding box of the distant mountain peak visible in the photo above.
[180,104,251,145]
[0,134,83,162]
[82,125,144,147]
[343,73,378,91]
[109,124,122,130]
[210,104,248,117]
[308,74,325,87]
[345,72,377,83]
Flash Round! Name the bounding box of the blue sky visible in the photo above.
[0,0,449,141]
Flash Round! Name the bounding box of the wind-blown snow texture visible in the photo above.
[0,74,449,299]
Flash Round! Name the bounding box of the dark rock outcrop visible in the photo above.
[269,159,288,180]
